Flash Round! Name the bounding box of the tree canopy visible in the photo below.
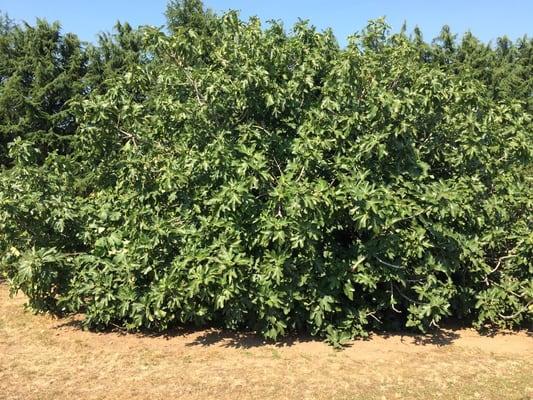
[0,4,531,345]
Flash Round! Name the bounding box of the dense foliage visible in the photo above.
[0,19,87,166]
[1,2,531,344]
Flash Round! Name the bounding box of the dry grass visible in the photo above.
[1,284,532,400]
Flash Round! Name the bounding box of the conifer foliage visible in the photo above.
[0,2,531,344]
[0,19,87,166]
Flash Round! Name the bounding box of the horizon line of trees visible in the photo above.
[1,2,532,167]
[0,1,531,344]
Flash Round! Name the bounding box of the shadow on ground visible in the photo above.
[380,328,461,346]
[183,329,318,349]
[52,316,470,349]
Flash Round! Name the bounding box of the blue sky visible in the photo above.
[1,0,532,46]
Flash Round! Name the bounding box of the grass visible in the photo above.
[0,284,532,400]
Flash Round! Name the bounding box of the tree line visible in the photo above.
[0,1,531,344]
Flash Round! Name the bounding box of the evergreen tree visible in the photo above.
[84,22,144,95]
[165,0,215,34]
[0,11,14,35]
[0,19,87,166]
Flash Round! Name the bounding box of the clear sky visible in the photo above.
[1,0,531,46]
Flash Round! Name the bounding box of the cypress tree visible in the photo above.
[0,19,87,166]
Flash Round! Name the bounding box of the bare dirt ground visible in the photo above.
[1,284,531,400]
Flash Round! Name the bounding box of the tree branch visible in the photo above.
[376,256,403,270]
[498,301,533,320]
